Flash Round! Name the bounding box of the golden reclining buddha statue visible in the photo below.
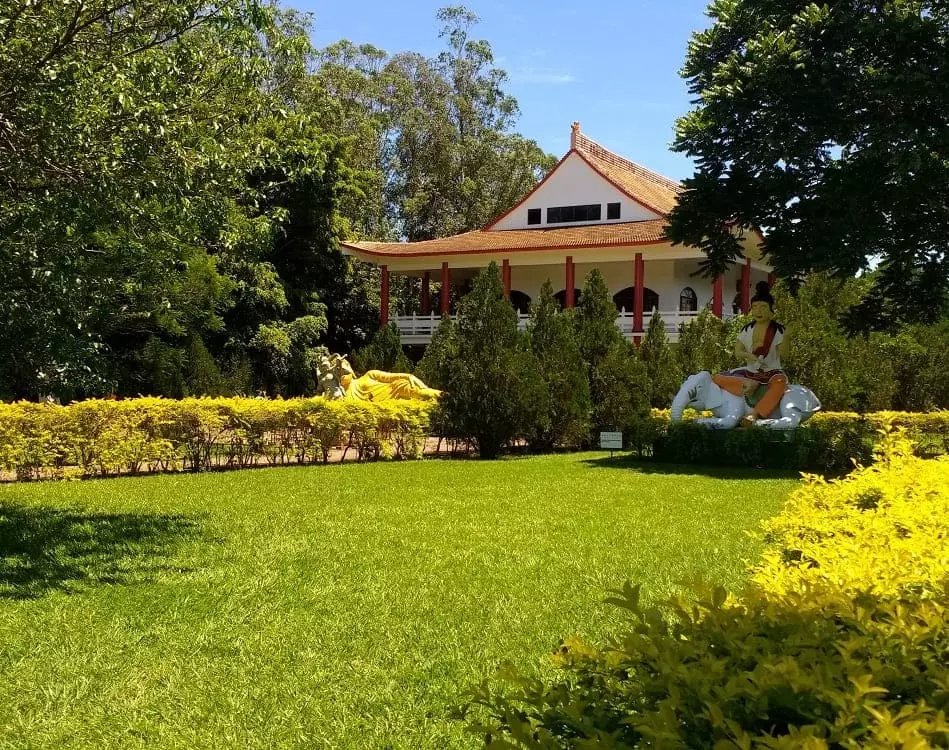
[316,353,441,403]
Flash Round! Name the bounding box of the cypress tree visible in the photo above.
[445,262,542,458]
[639,312,682,408]
[575,269,650,437]
[527,281,591,449]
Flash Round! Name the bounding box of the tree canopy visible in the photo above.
[0,1,553,399]
[666,0,949,327]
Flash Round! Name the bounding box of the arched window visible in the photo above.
[553,289,583,309]
[679,287,698,312]
[509,290,532,314]
[612,287,659,313]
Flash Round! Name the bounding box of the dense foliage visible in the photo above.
[351,323,414,374]
[575,270,651,438]
[773,274,949,411]
[653,409,949,474]
[0,397,432,480]
[0,1,552,400]
[464,428,949,747]
[525,282,591,451]
[0,0,348,399]
[637,312,680,408]
[438,263,544,459]
[667,0,949,326]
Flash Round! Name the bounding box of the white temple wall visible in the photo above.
[491,153,660,231]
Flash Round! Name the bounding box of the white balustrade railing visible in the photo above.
[393,308,733,343]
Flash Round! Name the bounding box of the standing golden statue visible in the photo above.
[316,354,441,403]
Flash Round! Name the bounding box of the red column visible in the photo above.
[565,256,575,308]
[502,259,511,299]
[380,265,389,325]
[740,259,751,313]
[633,252,644,333]
[712,275,723,318]
[768,272,777,287]
[440,262,450,315]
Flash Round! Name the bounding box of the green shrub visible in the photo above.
[0,397,432,480]
[525,282,591,450]
[442,263,542,459]
[637,312,681,408]
[463,430,949,748]
[351,322,413,375]
[676,306,744,376]
[575,269,651,443]
[592,343,651,445]
[651,410,949,474]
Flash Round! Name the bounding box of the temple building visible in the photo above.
[340,123,772,344]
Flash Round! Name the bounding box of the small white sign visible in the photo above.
[599,431,623,450]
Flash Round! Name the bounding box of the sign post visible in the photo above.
[599,430,623,459]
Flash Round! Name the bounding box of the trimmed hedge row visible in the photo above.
[0,397,433,480]
[2,396,947,480]
[465,429,949,747]
[651,409,949,474]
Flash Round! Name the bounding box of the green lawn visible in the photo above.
[0,454,797,749]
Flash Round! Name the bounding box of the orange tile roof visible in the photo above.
[572,131,683,215]
[341,219,669,258]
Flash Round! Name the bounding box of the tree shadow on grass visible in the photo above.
[0,502,201,600]
[581,454,800,481]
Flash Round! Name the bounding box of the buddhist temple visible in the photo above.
[341,123,771,343]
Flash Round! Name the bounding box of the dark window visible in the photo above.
[679,287,698,312]
[547,204,602,224]
[613,287,659,314]
[553,289,583,309]
[527,208,541,225]
[607,202,621,220]
[510,290,532,314]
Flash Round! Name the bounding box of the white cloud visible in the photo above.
[510,68,577,85]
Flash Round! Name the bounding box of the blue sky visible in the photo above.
[302,0,714,181]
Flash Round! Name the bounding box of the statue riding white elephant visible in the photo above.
[670,371,821,430]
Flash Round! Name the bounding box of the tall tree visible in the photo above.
[575,269,650,434]
[0,0,346,398]
[444,262,543,458]
[526,281,591,449]
[385,7,556,240]
[638,313,681,408]
[667,1,949,327]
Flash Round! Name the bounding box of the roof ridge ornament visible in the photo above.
[570,126,682,193]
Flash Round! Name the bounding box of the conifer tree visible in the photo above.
[575,269,650,437]
[676,307,740,376]
[351,323,412,374]
[415,316,458,391]
[526,281,591,449]
[575,269,624,368]
[445,262,542,458]
[639,312,682,408]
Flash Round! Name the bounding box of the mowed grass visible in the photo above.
[0,454,797,749]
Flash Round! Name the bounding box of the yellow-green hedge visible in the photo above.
[466,429,949,746]
[0,397,433,480]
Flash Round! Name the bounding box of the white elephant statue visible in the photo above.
[670,371,821,430]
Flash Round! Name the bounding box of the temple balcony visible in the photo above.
[393,309,738,345]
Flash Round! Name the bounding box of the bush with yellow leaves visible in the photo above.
[0,397,433,480]
[463,427,949,748]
